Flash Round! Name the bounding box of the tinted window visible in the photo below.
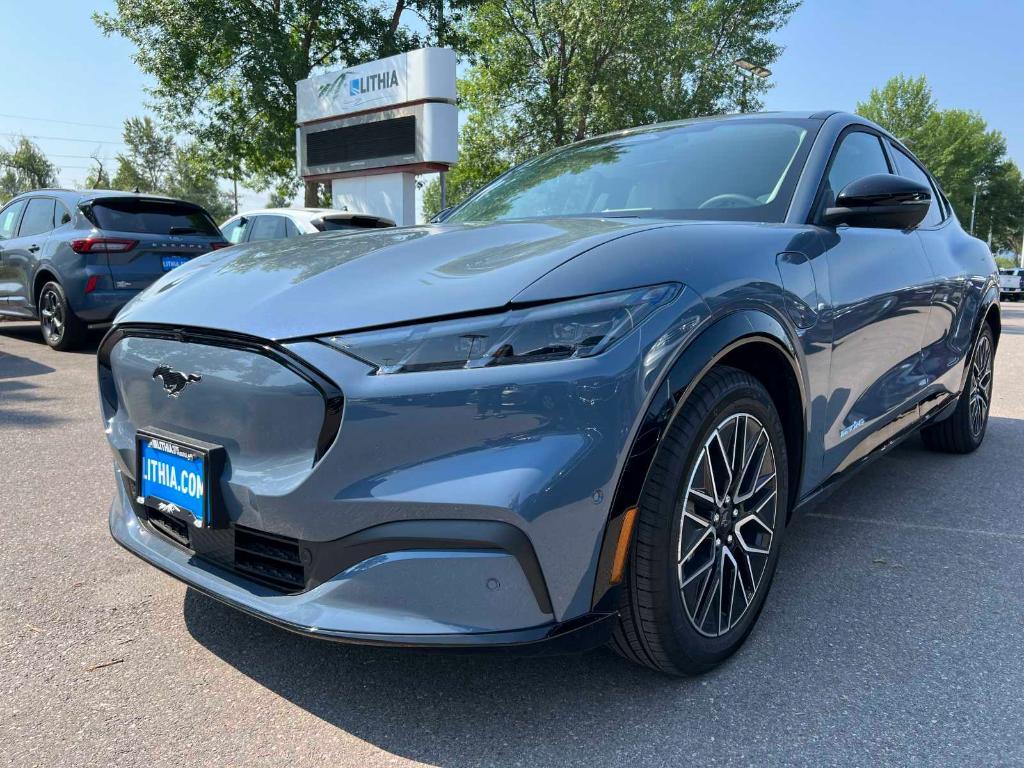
[0,200,26,240]
[316,220,359,231]
[285,218,301,237]
[247,215,288,242]
[87,198,220,235]
[446,119,814,224]
[19,198,56,237]
[316,216,390,231]
[826,131,890,204]
[890,145,943,227]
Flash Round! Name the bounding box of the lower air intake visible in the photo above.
[233,526,306,592]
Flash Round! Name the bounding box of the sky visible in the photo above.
[1,0,1022,219]
[765,0,1024,166]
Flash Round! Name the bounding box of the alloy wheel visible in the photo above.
[39,287,65,343]
[677,412,778,638]
[968,333,993,438]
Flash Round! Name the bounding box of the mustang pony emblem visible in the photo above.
[152,365,202,397]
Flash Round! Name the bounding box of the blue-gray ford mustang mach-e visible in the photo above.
[98,111,999,675]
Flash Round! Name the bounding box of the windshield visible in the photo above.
[447,118,815,224]
[86,198,220,236]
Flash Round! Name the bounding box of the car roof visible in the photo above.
[226,208,330,218]
[6,188,196,205]
[587,110,838,140]
[223,208,395,224]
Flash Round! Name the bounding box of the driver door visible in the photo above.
[819,129,936,478]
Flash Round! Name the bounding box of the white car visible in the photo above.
[220,208,394,245]
[999,267,1023,302]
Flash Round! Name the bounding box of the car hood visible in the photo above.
[115,218,671,339]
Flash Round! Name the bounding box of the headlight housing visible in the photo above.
[320,283,680,374]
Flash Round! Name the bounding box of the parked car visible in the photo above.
[998,267,1023,301]
[99,112,999,675]
[0,190,227,350]
[219,208,394,245]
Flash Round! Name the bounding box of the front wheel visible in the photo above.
[921,325,994,453]
[611,366,788,676]
[38,281,87,351]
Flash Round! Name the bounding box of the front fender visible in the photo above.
[591,309,806,610]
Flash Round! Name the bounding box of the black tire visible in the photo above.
[611,366,788,676]
[921,325,995,454]
[37,281,87,351]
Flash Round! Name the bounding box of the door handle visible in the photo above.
[28,244,40,253]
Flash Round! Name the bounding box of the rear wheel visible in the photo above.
[611,366,788,675]
[921,325,994,453]
[38,281,86,351]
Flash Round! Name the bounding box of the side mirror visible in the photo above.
[431,206,455,223]
[822,174,931,229]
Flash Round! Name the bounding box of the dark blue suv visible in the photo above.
[0,190,227,350]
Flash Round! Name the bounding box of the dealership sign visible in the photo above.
[297,48,456,123]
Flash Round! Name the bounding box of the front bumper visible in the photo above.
[110,484,615,650]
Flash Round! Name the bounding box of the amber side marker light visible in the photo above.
[609,506,639,585]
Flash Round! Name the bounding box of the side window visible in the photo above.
[247,215,288,242]
[825,131,891,207]
[285,219,301,238]
[0,199,27,240]
[54,201,72,228]
[890,145,943,228]
[18,198,57,238]
[221,217,251,244]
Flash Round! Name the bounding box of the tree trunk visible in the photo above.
[304,180,320,207]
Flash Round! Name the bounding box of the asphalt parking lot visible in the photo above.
[2,309,1023,768]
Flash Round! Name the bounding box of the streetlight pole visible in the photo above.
[733,59,772,113]
[969,179,987,235]
[1019,216,1024,267]
[970,184,979,234]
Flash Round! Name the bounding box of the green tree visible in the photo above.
[266,190,292,208]
[111,116,175,193]
[83,153,113,190]
[95,0,480,205]
[110,116,233,220]
[858,74,1024,253]
[423,0,799,217]
[855,74,935,146]
[166,145,235,222]
[0,137,59,203]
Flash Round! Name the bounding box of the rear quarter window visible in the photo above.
[86,198,220,236]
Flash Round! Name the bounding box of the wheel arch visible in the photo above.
[591,309,808,610]
[32,266,60,312]
[984,298,1001,348]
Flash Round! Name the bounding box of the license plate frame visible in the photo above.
[135,428,226,529]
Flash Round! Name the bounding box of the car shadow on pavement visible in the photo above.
[0,344,65,428]
[0,321,104,355]
[181,417,1024,766]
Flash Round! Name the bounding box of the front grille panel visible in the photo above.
[233,526,306,592]
[141,513,307,593]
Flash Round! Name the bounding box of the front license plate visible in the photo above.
[137,431,212,528]
[162,255,190,271]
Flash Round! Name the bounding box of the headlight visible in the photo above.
[321,283,680,374]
